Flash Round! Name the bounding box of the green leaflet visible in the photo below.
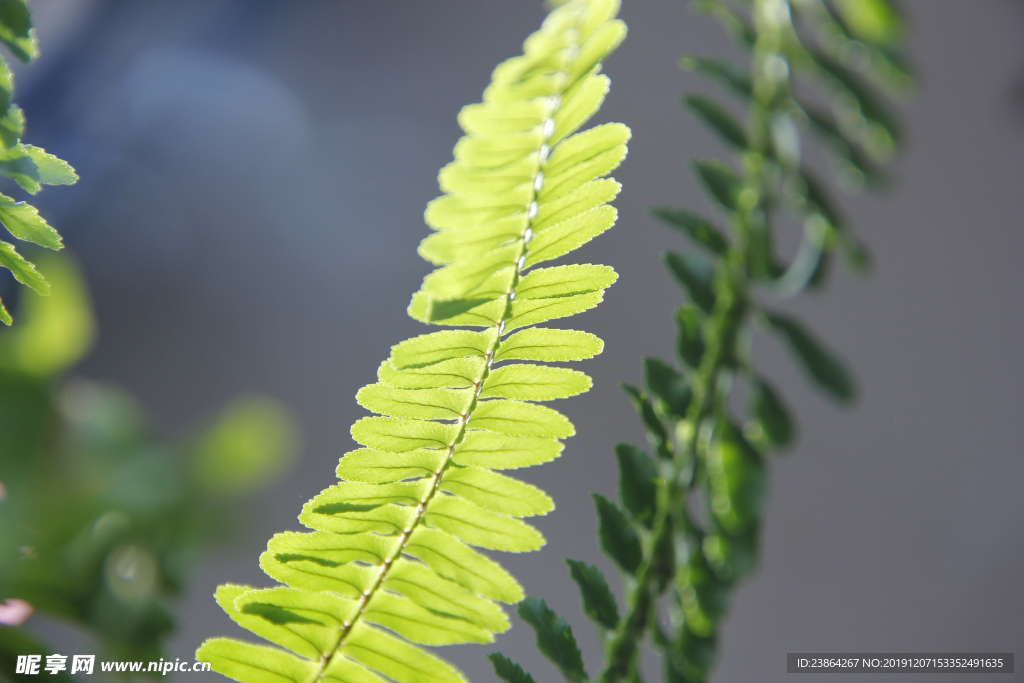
[454,129,546,170]
[198,639,318,683]
[684,94,747,149]
[351,416,458,451]
[548,121,626,184]
[750,379,794,448]
[407,290,504,327]
[407,286,607,329]
[356,384,474,420]
[675,303,705,367]
[680,55,752,99]
[552,73,610,144]
[266,530,391,567]
[471,399,574,437]
[377,357,484,390]
[0,1,35,63]
[566,559,620,630]
[459,100,549,136]
[489,654,539,683]
[766,312,856,402]
[259,552,372,600]
[425,186,533,231]
[694,158,740,211]
[517,264,617,299]
[0,196,61,249]
[593,493,642,574]
[535,178,620,231]
[418,215,527,266]
[652,206,729,255]
[525,205,618,267]
[508,291,605,330]
[0,240,47,295]
[306,481,430,509]
[299,502,414,537]
[363,592,492,646]
[403,527,523,603]
[453,431,563,469]
[438,155,538,195]
[0,105,24,150]
[496,327,603,361]
[481,363,592,400]
[425,495,545,552]
[339,624,465,683]
[217,585,353,660]
[516,598,588,683]
[441,465,553,516]
[381,561,510,633]
[201,0,627,680]
[420,243,518,299]
[0,145,77,195]
[614,442,658,526]
[389,329,495,368]
[323,658,389,683]
[336,448,445,484]
[665,250,716,312]
[643,356,692,419]
[706,421,765,536]
[541,141,628,202]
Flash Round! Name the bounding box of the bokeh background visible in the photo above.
[12,0,1023,681]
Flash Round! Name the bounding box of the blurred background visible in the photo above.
[5,0,1022,681]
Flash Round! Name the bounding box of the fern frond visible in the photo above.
[0,3,78,324]
[498,1,911,681]
[199,1,628,681]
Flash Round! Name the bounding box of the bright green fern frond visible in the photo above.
[199,1,628,681]
[0,1,78,324]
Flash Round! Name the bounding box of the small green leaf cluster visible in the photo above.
[198,1,629,682]
[0,0,78,325]
[493,1,910,682]
[0,255,296,675]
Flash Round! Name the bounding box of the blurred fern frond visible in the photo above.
[493,0,914,681]
[0,254,297,675]
[0,0,78,325]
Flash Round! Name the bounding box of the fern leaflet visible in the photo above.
[0,0,78,324]
[198,1,628,681]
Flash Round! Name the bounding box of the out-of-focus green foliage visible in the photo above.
[0,255,297,679]
[497,1,913,681]
[198,1,629,681]
[0,0,78,325]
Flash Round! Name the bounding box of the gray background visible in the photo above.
[19,1,1023,681]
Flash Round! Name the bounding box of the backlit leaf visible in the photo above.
[496,328,604,362]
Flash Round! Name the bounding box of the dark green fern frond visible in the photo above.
[494,1,913,682]
[198,1,629,681]
[0,0,78,325]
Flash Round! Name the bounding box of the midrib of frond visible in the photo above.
[315,11,588,675]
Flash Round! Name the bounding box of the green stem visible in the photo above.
[598,3,789,679]
[599,261,747,683]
